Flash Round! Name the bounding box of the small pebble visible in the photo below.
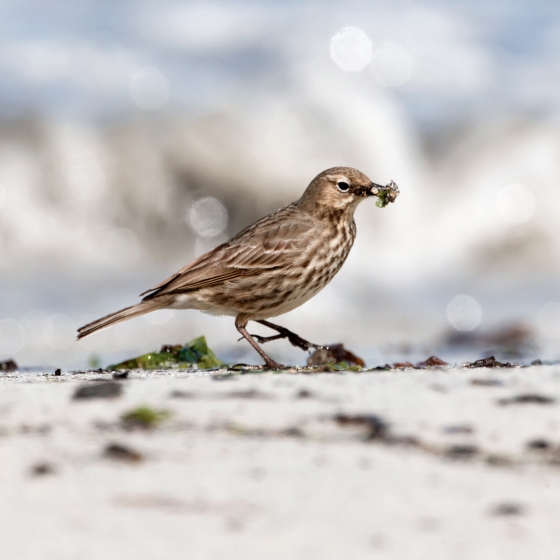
[335,414,388,441]
[443,424,474,435]
[471,378,503,387]
[498,394,555,406]
[526,439,551,450]
[0,359,18,372]
[31,462,55,476]
[169,390,196,399]
[445,445,479,459]
[491,503,525,516]
[103,443,144,463]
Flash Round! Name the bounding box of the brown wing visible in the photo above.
[141,203,315,300]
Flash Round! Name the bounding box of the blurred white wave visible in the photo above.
[136,2,266,51]
[130,67,170,110]
[1,0,560,367]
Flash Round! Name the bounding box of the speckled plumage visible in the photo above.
[78,167,399,369]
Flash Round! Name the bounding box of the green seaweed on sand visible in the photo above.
[121,406,171,429]
[108,336,223,370]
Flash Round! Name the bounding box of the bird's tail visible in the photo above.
[77,301,164,340]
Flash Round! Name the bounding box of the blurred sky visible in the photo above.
[2,0,560,369]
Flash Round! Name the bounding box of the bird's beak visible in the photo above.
[368,180,400,208]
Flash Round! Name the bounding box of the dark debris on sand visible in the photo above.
[103,443,144,463]
[169,390,197,399]
[334,414,388,441]
[465,356,515,369]
[307,343,365,370]
[0,359,18,372]
[72,381,123,400]
[445,444,479,460]
[490,503,525,516]
[498,394,556,406]
[526,439,552,451]
[30,462,56,476]
[373,356,448,371]
[417,356,448,368]
[470,378,504,387]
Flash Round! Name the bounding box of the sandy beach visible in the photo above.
[2,365,560,559]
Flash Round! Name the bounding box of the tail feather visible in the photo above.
[77,301,163,340]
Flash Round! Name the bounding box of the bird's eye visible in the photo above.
[337,181,350,192]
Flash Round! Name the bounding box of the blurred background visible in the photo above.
[1,0,560,369]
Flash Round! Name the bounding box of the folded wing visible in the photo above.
[141,204,315,300]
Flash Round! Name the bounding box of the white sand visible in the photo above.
[1,366,560,559]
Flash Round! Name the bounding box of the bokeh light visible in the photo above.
[0,319,25,356]
[538,302,560,338]
[21,310,48,347]
[497,184,535,224]
[330,27,372,71]
[446,295,482,331]
[194,234,228,257]
[371,43,413,87]
[188,197,228,237]
[130,67,170,110]
[43,314,76,350]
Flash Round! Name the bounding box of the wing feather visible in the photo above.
[141,204,315,301]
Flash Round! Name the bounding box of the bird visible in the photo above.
[77,167,399,369]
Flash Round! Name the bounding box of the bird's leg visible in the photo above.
[235,316,287,370]
[254,319,326,351]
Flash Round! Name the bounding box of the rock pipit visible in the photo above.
[78,167,399,369]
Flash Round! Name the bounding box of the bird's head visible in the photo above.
[298,166,399,216]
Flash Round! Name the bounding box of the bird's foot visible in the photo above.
[263,358,288,370]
